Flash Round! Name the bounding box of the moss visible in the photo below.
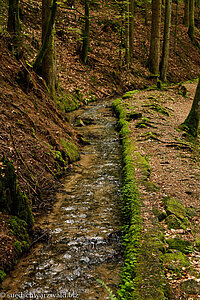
[122,90,139,99]
[163,196,186,220]
[181,279,200,295]
[166,238,194,254]
[113,96,170,300]
[56,91,79,113]
[145,103,170,116]
[113,98,141,299]
[134,152,150,180]
[0,270,6,282]
[9,216,30,244]
[165,214,186,230]
[0,158,34,228]
[141,131,158,140]
[162,251,190,272]
[51,150,66,167]
[136,117,152,128]
[144,181,159,192]
[60,138,80,163]
[112,98,127,119]
[186,206,197,218]
[13,240,22,254]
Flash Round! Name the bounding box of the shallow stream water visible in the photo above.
[1,100,123,299]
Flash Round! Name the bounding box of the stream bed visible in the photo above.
[1,100,123,299]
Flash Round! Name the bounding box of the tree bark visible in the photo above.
[181,79,200,137]
[148,0,161,75]
[33,0,57,98]
[7,0,22,58]
[129,0,134,59]
[81,0,90,64]
[188,0,195,40]
[125,0,130,68]
[183,0,189,26]
[160,0,172,82]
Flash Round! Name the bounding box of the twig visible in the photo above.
[30,230,50,248]
[138,135,193,150]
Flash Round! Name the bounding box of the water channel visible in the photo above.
[1,100,123,299]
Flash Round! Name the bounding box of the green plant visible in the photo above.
[97,279,118,300]
[0,270,6,282]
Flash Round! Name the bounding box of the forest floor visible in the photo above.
[120,81,200,299]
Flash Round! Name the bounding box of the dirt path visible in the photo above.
[121,82,200,299]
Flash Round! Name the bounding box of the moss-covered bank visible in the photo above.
[112,98,141,299]
[113,98,169,299]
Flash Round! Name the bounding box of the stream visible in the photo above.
[1,100,123,299]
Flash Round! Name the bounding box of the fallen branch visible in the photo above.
[138,134,193,151]
[30,230,50,248]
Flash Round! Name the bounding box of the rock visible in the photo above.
[166,238,193,254]
[162,251,190,272]
[181,279,200,295]
[163,196,186,220]
[165,214,184,230]
[126,112,142,121]
[186,206,197,218]
[157,211,167,222]
[195,234,200,251]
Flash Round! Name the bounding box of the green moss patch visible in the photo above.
[9,216,30,244]
[166,238,194,254]
[0,270,6,282]
[122,90,139,99]
[0,158,34,228]
[136,118,153,128]
[113,98,141,299]
[163,196,186,220]
[113,97,169,299]
[144,103,171,116]
[165,214,186,230]
[162,251,190,272]
[56,89,80,113]
[60,138,80,163]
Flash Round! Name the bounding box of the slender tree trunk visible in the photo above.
[7,0,22,58]
[129,0,134,59]
[144,0,148,26]
[33,0,57,98]
[181,78,200,137]
[125,0,130,68]
[183,0,189,26]
[81,0,90,64]
[160,0,172,82]
[188,0,195,40]
[174,0,178,52]
[148,0,161,75]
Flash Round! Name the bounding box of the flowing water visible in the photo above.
[1,100,123,299]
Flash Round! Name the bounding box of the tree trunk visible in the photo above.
[81,0,90,64]
[148,0,161,75]
[160,0,172,82]
[183,0,189,26]
[125,0,130,68]
[188,0,195,40]
[7,0,22,58]
[33,0,57,98]
[129,0,134,59]
[181,79,200,137]
[42,0,56,98]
